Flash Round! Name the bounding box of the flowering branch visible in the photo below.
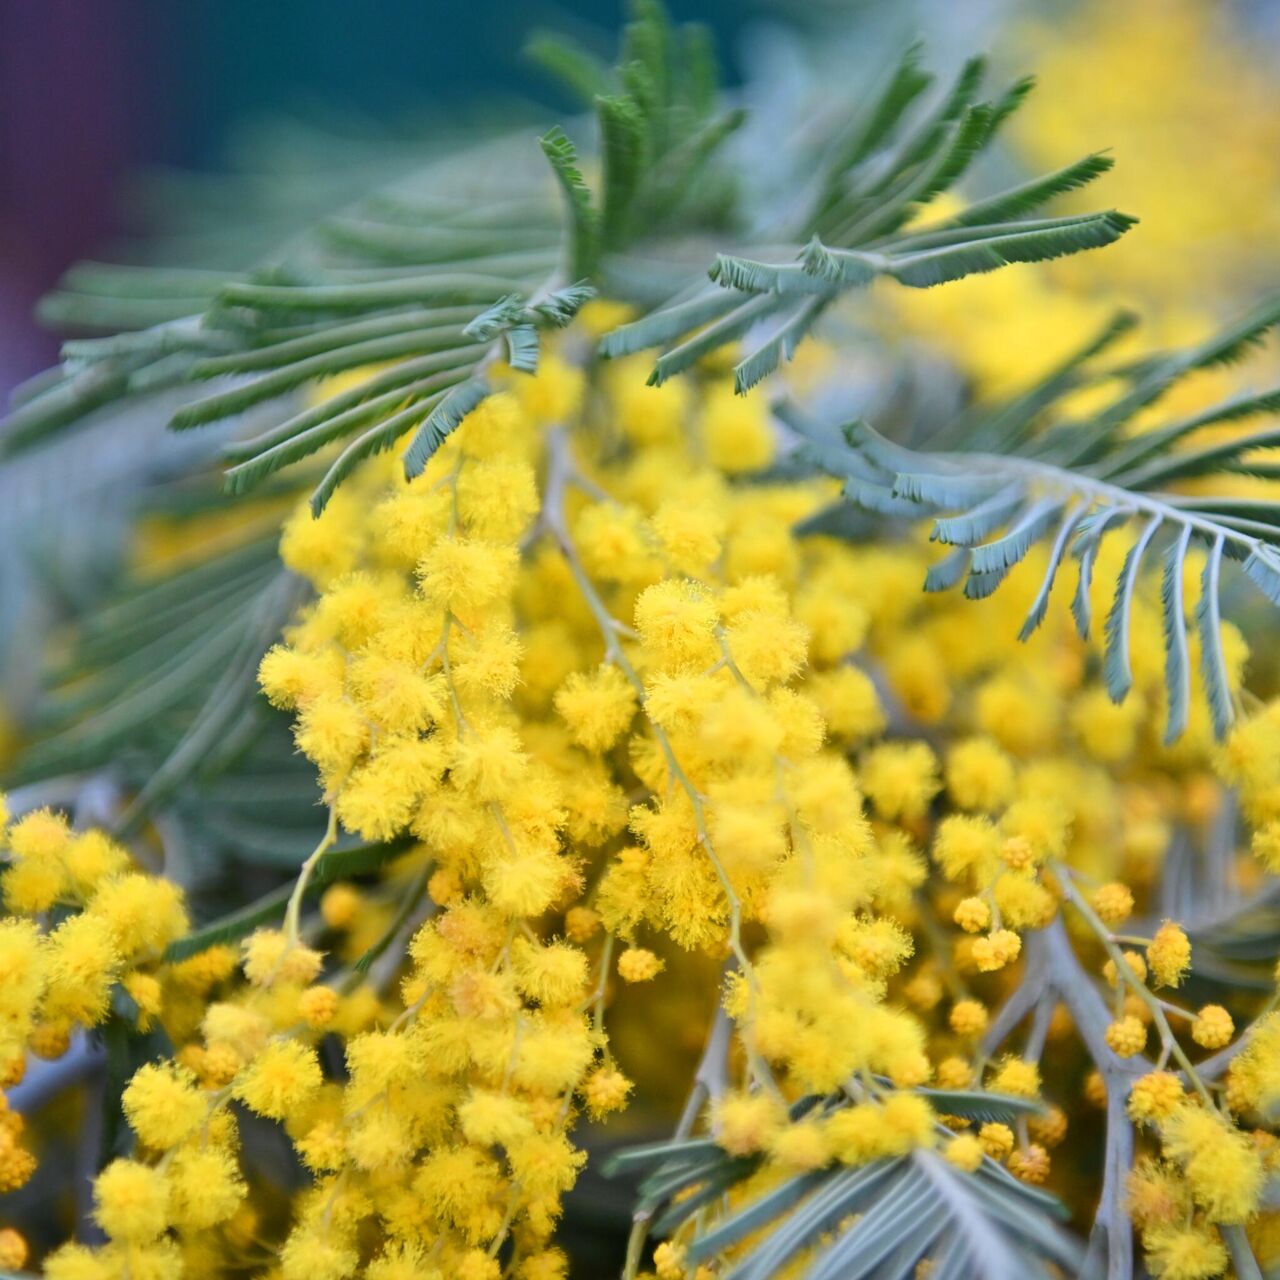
[541,427,763,1002]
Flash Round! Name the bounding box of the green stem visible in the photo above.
[283,807,339,946]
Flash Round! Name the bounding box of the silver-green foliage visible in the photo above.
[2,7,1133,522]
[792,298,1280,742]
[601,45,1134,394]
[605,1091,1081,1280]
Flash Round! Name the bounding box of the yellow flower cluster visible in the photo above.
[0,802,195,1264]
[5,323,1280,1279]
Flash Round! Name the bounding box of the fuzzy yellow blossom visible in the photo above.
[989,1057,1040,1099]
[320,883,361,929]
[616,947,663,982]
[280,1228,360,1280]
[807,665,885,742]
[278,490,360,585]
[459,1088,535,1148]
[1252,821,1280,873]
[770,1120,831,1171]
[949,999,989,1038]
[0,919,45,1048]
[367,1242,444,1280]
[417,535,517,612]
[234,1040,322,1119]
[564,906,601,942]
[574,502,655,583]
[824,1105,889,1165]
[978,1123,1015,1161]
[0,1127,36,1193]
[702,385,774,473]
[933,815,1000,886]
[1009,1143,1050,1184]
[511,938,588,1006]
[348,653,444,733]
[0,1230,26,1271]
[87,871,189,961]
[902,969,943,1011]
[714,1091,785,1156]
[1106,1016,1148,1057]
[1092,881,1135,925]
[633,578,719,671]
[1084,1071,1108,1108]
[29,1021,70,1060]
[453,726,527,801]
[992,873,1056,929]
[974,674,1060,757]
[456,457,539,541]
[945,1133,985,1172]
[42,912,119,1026]
[952,895,991,933]
[7,807,71,861]
[584,1067,633,1119]
[2,854,66,914]
[1161,1103,1263,1223]
[258,643,342,710]
[879,1094,936,1153]
[1141,1226,1227,1280]
[242,929,324,987]
[296,1120,346,1174]
[1148,922,1193,988]
[1028,1105,1068,1149]
[121,1062,205,1150]
[944,737,1016,812]
[843,917,914,977]
[935,1057,973,1089]
[168,1146,246,1229]
[1225,1013,1280,1115]
[859,741,940,821]
[725,609,809,690]
[1190,1004,1233,1049]
[972,929,1021,973]
[295,694,369,779]
[62,830,129,897]
[299,985,339,1028]
[1128,1072,1185,1124]
[651,499,724,573]
[1000,798,1069,864]
[653,1241,687,1280]
[554,665,637,751]
[93,1159,169,1241]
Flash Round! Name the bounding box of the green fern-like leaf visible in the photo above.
[601,47,1134,392]
[4,16,1133,513]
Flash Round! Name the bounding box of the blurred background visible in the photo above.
[8,0,1280,398]
[1,0,1074,397]
[0,0,754,396]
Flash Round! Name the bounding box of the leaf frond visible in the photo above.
[607,1119,1080,1280]
[402,378,491,479]
[806,297,1280,738]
